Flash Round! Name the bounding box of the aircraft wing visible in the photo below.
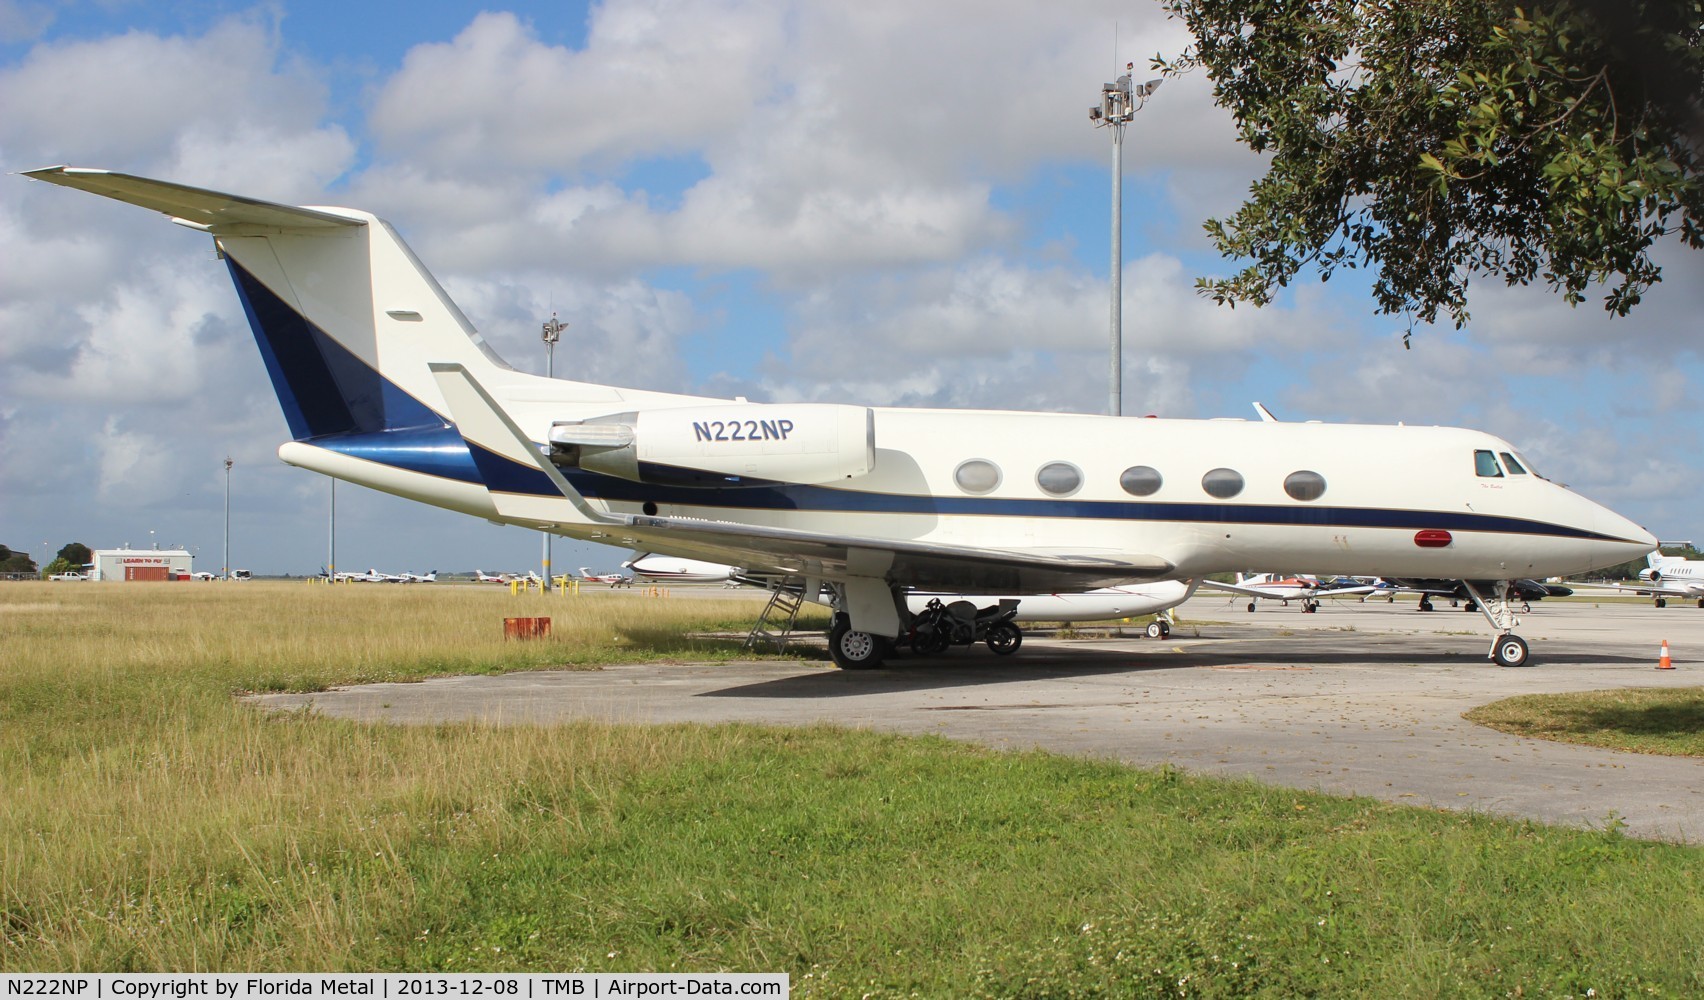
[613,514,1173,593]
[429,362,1174,594]
[1566,580,1704,599]
[1195,578,1279,599]
[1313,584,1379,597]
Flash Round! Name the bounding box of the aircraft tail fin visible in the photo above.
[24,166,511,441]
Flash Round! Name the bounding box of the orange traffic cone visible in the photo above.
[1657,640,1674,670]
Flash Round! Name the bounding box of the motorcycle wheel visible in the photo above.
[985,623,1023,655]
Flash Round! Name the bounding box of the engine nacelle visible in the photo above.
[549,402,874,488]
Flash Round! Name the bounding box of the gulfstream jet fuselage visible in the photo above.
[25,166,1656,668]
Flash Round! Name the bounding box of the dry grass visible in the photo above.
[0,582,787,967]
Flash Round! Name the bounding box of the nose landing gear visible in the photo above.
[1459,580,1531,667]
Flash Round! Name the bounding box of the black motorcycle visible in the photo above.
[907,598,1023,656]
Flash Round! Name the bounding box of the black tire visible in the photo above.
[1247,602,1257,612]
[1492,634,1530,668]
[828,616,886,670]
[1418,598,1433,612]
[914,626,951,656]
[1158,620,1171,638]
[1464,601,1478,612]
[1145,621,1164,639]
[1656,598,1667,608]
[985,622,1022,655]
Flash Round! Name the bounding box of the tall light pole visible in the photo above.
[328,478,336,581]
[223,457,233,579]
[1089,64,1161,417]
[540,312,566,588]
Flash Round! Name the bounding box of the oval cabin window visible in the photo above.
[1037,462,1082,496]
[1201,468,1245,499]
[1283,470,1327,502]
[954,459,1002,494]
[1120,465,1163,497]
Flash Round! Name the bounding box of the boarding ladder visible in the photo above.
[743,576,809,652]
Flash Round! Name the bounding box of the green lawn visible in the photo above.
[2,583,1700,996]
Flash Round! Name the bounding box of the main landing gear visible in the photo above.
[828,613,888,670]
[1459,580,1530,667]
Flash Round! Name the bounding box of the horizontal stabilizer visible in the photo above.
[21,166,360,230]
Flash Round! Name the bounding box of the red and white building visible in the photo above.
[89,548,194,582]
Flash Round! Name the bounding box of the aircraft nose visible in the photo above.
[1593,505,1657,567]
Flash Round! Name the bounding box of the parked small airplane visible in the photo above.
[579,567,633,587]
[28,166,1656,669]
[1201,572,1378,613]
[397,570,438,583]
[473,570,515,584]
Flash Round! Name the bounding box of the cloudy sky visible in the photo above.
[3,0,1700,577]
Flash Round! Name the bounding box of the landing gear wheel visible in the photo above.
[1303,601,1318,614]
[1464,601,1478,612]
[829,615,886,670]
[1145,620,1164,639]
[1697,598,1703,609]
[986,623,1022,655]
[1491,634,1530,668]
[1247,602,1257,612]
[1656,598,1667,608]
[1159,620,1171,638]
[1418,597,1434,612]
[1520,601,1532,614]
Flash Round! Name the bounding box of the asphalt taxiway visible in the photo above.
[250,595,1704,843]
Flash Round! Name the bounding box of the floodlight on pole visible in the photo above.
[223,456,233,579]
[1089,64,1162,417]
[540,313,567,589]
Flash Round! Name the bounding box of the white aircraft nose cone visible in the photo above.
[1596,508,1657,566]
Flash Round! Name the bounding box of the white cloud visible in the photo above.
[369,6,786,171]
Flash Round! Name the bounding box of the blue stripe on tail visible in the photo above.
[226,256,443,439]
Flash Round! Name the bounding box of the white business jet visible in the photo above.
[624,552,741,585]
[25,167,1656,669]
[1582,548,1704,608]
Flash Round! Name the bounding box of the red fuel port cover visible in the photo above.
[1414,529,1453,548]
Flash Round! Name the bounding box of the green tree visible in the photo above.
[56,542,92,568]
[1158,0,1704,328]
[0,544,38,574]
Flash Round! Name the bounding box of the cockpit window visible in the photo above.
[1499,452,1528,475]
[1474,450,1503,477]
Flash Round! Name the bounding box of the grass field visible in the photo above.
[1466,688,1704,757]
[3,582,1702,996]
